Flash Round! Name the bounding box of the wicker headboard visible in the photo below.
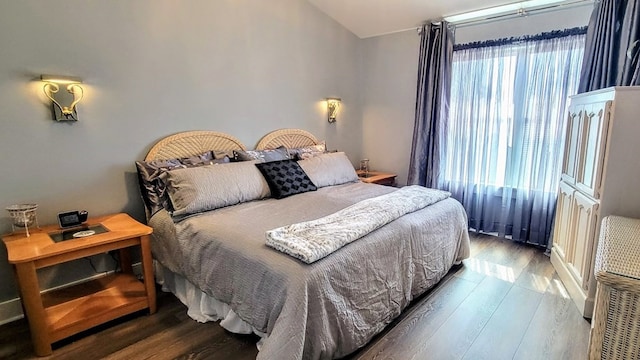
[255,129,320,150]
[144,131,246,161]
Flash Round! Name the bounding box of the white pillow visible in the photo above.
[298,152,359,188]
[162,161,270,218]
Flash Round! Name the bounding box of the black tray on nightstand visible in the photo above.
[48,224,109,242]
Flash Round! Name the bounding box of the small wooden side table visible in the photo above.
[1,213,155,356]
[357,170,397,186]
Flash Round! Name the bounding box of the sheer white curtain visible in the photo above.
[440,31,585,247]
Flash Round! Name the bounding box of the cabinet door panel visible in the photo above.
[568,191,599,291]
[552,181,575,261]
[561,106,582,184]
[576,101,610,198]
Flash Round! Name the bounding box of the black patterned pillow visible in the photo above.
[255,160,317,199]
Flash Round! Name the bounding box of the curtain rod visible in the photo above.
[454,26,587,50]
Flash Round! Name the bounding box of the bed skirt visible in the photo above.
[154,261,267,349]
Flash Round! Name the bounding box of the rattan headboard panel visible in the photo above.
[255,129,320,150]
[144,131,246,161]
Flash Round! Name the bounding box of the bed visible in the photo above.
[137,129,470,360]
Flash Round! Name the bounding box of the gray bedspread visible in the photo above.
[150,182,470,360]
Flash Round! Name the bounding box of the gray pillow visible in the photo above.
[162,161,270,218]
[135,151,228,216]
[288,142,326,160]
[233,146,290,162]
[297,152,359,188]
[180,151,215,165]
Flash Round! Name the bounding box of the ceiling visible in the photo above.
[307,0,549,38]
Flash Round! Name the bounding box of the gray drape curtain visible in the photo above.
[619,0,640,84]
[579,0,640,92]
[407,22,454,188]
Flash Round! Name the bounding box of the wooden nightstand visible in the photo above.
[1,213,155,356]
[357,170,397,186]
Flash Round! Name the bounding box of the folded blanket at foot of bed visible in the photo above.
[265,185,451,263]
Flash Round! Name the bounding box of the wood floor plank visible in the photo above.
[513,275,590,360]
[407,276,513,360]
[455,239,537,285]
[454,257,508,283]
[461,285,543,360]
[353,276,479,360]
[100,313,222,360]
[475,239,538,278]
[466,232,495,257]
[172,332,260,360]
[513,250,557,294]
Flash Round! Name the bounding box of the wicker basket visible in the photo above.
[588,216,640,359]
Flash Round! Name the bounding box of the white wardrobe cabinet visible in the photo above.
[551,87,640,318]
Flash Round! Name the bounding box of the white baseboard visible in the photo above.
[0,262,142,326]
[0,299,24,326]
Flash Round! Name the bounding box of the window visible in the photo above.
[440,29,586,246]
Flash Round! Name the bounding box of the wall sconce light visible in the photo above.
[41,75,84,121]
[326,97,341,124]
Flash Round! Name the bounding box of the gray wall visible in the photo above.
[0,0,362,303]
[360,6,593,186]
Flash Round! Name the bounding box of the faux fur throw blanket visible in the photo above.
[265,185,451,264]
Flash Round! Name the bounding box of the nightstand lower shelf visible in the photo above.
[42,273,149,343]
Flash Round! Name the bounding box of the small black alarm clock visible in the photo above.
[57,210,88,228]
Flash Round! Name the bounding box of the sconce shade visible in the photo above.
[41,75,84,121]
[326,97,341,124]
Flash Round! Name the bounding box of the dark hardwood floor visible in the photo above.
[0,234,590,360]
